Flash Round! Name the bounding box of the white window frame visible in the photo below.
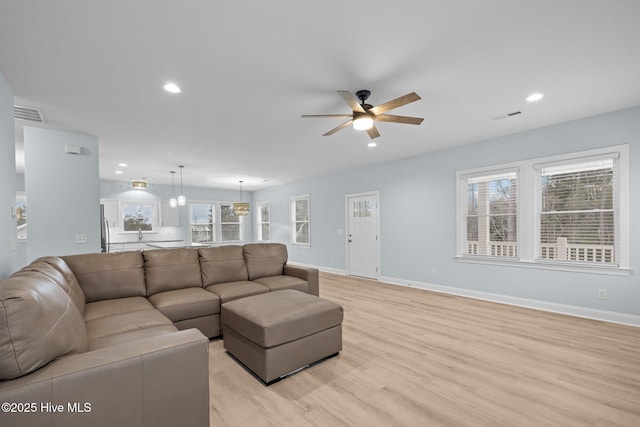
[120,201,159,234]
[456,145,630,276]
[256,201,270,242]
[219,202,244,243]
[189,200,244,245]
[291,195,310,247]
[459,167,520,259]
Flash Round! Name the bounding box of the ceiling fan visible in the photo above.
[302,90,424,139]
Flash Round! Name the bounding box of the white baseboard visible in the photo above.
[290,262,640,327]
[288,262,347,276]
[379,275,640,328]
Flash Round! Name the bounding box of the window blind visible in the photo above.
[536,157,618,265]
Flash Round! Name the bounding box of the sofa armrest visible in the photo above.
[284,264,319,296]
[0,329,209,427]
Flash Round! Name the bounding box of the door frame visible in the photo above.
[345,191,381,279]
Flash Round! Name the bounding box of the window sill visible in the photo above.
[455,255,632,276]
[291,243,311,248]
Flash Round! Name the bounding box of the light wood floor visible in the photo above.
[208,273,640,426]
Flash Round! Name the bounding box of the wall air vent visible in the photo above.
[492,111,522,120]
[14,105,45,123]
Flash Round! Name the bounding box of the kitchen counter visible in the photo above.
[145,241,208,249]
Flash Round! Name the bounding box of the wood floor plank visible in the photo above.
[208,273,640,426]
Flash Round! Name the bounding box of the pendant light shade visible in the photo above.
[177,165,186,206]
[169,171,177,208]
[233,180,250,216]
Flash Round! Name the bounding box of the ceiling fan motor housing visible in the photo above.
[355,89,371,103]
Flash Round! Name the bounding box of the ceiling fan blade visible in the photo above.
[301,114,353,119]
[323,119,353,136]
[369,92,421,115]
[367,125,381,139]
[337,90,366,113]
[375,114,424,125]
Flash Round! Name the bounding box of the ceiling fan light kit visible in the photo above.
[353,115,374,130]
[302,89,424,140]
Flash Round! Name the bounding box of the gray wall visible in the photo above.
[0,72,21,278]
[24,126,101,261]
[255,106,640,319]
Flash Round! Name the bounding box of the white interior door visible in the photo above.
[347,193,379,279]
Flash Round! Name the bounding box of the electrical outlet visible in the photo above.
[429,269,437,277]
[75,234,88,244]
[597,289,608,300]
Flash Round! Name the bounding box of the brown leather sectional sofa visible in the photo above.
[0,243,319,427]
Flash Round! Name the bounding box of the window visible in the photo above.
[189,201,244,244]
[190,202,215,243]
[456,145,629,273]
[220,203,242,242]
[536,157,617,265]
[291,195,310,246]
[462,170,518,258]
[121,202,157,233]
[256,201,270,241]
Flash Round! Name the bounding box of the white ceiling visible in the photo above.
[2,1,640,190]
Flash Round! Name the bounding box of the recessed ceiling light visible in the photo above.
[163,82,181,94]
[368,142,377,148]
[118,163,128,167]
[115,170,123,174]
[526,93,544,102]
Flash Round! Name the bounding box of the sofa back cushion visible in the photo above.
[0,273,88,380]
[63,251,146,303]
[29,257,86,314]
[143,248,202,296]
[243,243,288,280]
[199,245,248,286]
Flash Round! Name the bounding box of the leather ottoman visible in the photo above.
[221,289,343,384]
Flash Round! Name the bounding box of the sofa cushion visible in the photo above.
[243,243,288,280]
[199,245,248,286]
[84,309,174,344]
[148,288,221,322]
[88,325,178,351]
[205,281,269,304]
[0,274,88,380]
[63,251,146,303]
[144,248,202,296]
[32,256,86,314]
[253,275,309,293]
[83,296,155,321]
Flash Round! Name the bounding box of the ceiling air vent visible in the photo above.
[492,111,522,120]
[14,105,45,123]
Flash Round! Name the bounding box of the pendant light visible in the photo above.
[131,180,148,190]
[177,165,186,206]
[233,180,250,216]
[169,171,177,208]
